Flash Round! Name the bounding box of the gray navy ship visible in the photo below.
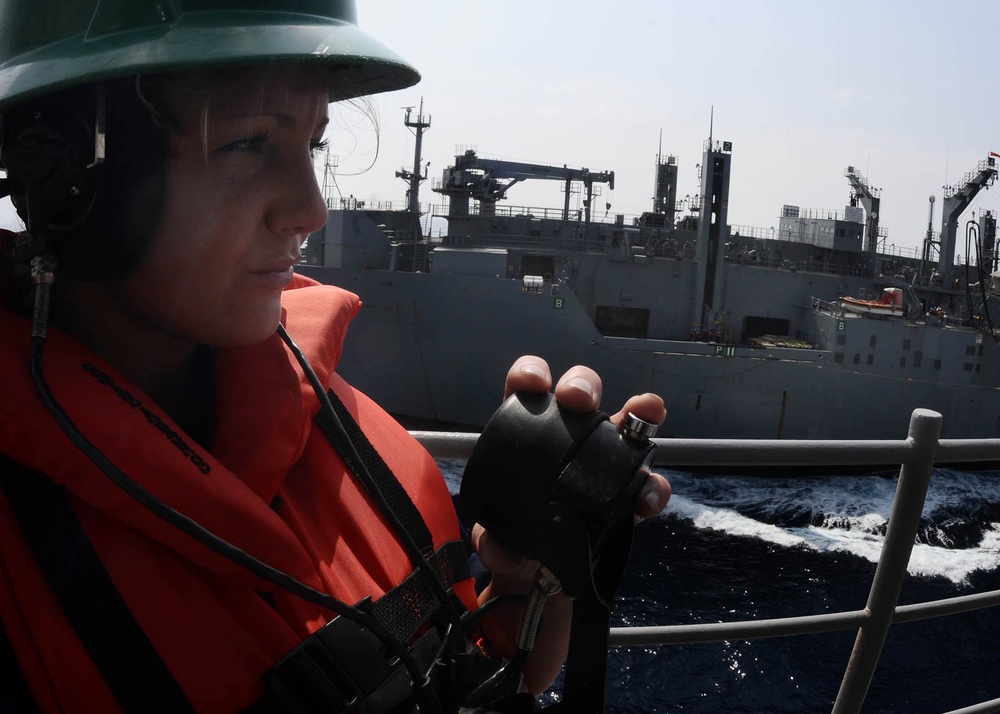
[298,105,1000,441]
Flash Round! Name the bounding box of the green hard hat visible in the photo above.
[0,0,420,110]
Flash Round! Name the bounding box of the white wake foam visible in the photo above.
[664,471,1000,584]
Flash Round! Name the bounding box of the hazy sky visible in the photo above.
[3,1,997,256]
[345,0,1000,255]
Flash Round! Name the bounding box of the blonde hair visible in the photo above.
[136,63,381,168]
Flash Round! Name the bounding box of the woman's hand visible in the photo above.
[472,355,671,694]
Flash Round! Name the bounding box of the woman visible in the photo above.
[0,2,670,712]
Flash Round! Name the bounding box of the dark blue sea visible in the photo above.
[438,462,1000,713]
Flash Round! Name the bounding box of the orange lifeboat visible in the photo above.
[839,287,904,317]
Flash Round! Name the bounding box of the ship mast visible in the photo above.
[396,97,431,213]
[651,130,678,226]
[920,194,936,281]
[693,115,733,331]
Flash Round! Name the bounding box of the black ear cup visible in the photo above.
[2,123,99,236]
[0,81,167,282]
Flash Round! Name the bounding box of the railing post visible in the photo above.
[831,408,942,714]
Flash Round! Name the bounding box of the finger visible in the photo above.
[633,470,671,519]
[609,392,666,429]
[470,523,527,574]
[552,365,602,413]
[610,394,668,518]
[504,355,552,400]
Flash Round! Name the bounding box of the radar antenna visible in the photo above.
[320,148,341,208]
[395,97,431,213]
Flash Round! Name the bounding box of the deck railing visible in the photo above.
[412,408,1000,714]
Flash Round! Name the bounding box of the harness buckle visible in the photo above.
[263,601,399,713]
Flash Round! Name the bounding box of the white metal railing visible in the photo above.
[412,408,1000,714]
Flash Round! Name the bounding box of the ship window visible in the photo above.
[899,357,906,368]
[933,359,942,370]
[903,339,911,350]
[964,363,974,372]
[869,335,877,348]
[979,345,985,357]
[867,354,874,365]
[834,352,845,363]
[838,228,845,237]
[966,345,976,356]
[595,305,650,338]
[837,334,847,346]
[914,351,923,367]
[853,353,860,364]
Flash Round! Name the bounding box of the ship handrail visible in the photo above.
[443,232,611,254]
[412,408,1000,714]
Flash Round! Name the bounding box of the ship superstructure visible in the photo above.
[299,108,1000,441]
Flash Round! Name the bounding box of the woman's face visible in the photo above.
[112,65,330,348]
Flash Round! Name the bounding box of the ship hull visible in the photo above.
[299,265,1000,442]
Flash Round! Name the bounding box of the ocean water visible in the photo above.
[438,461,1000,714]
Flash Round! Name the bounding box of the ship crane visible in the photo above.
[434,149,614,222]
[936,156,998,288]
[844,166,881,253]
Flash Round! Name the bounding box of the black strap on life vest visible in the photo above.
[3,455,473,714]
[279,326,464,644]
[251,386,482,713]
[0,396,477,714]
[256,589,449,714]
[0,455,196,713]
[314,388,436,557]
[369,540,468,646]
[313,387,465,634]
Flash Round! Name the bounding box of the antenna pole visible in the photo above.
[399,97,431,213]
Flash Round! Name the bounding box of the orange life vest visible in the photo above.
[0,274,478,713]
